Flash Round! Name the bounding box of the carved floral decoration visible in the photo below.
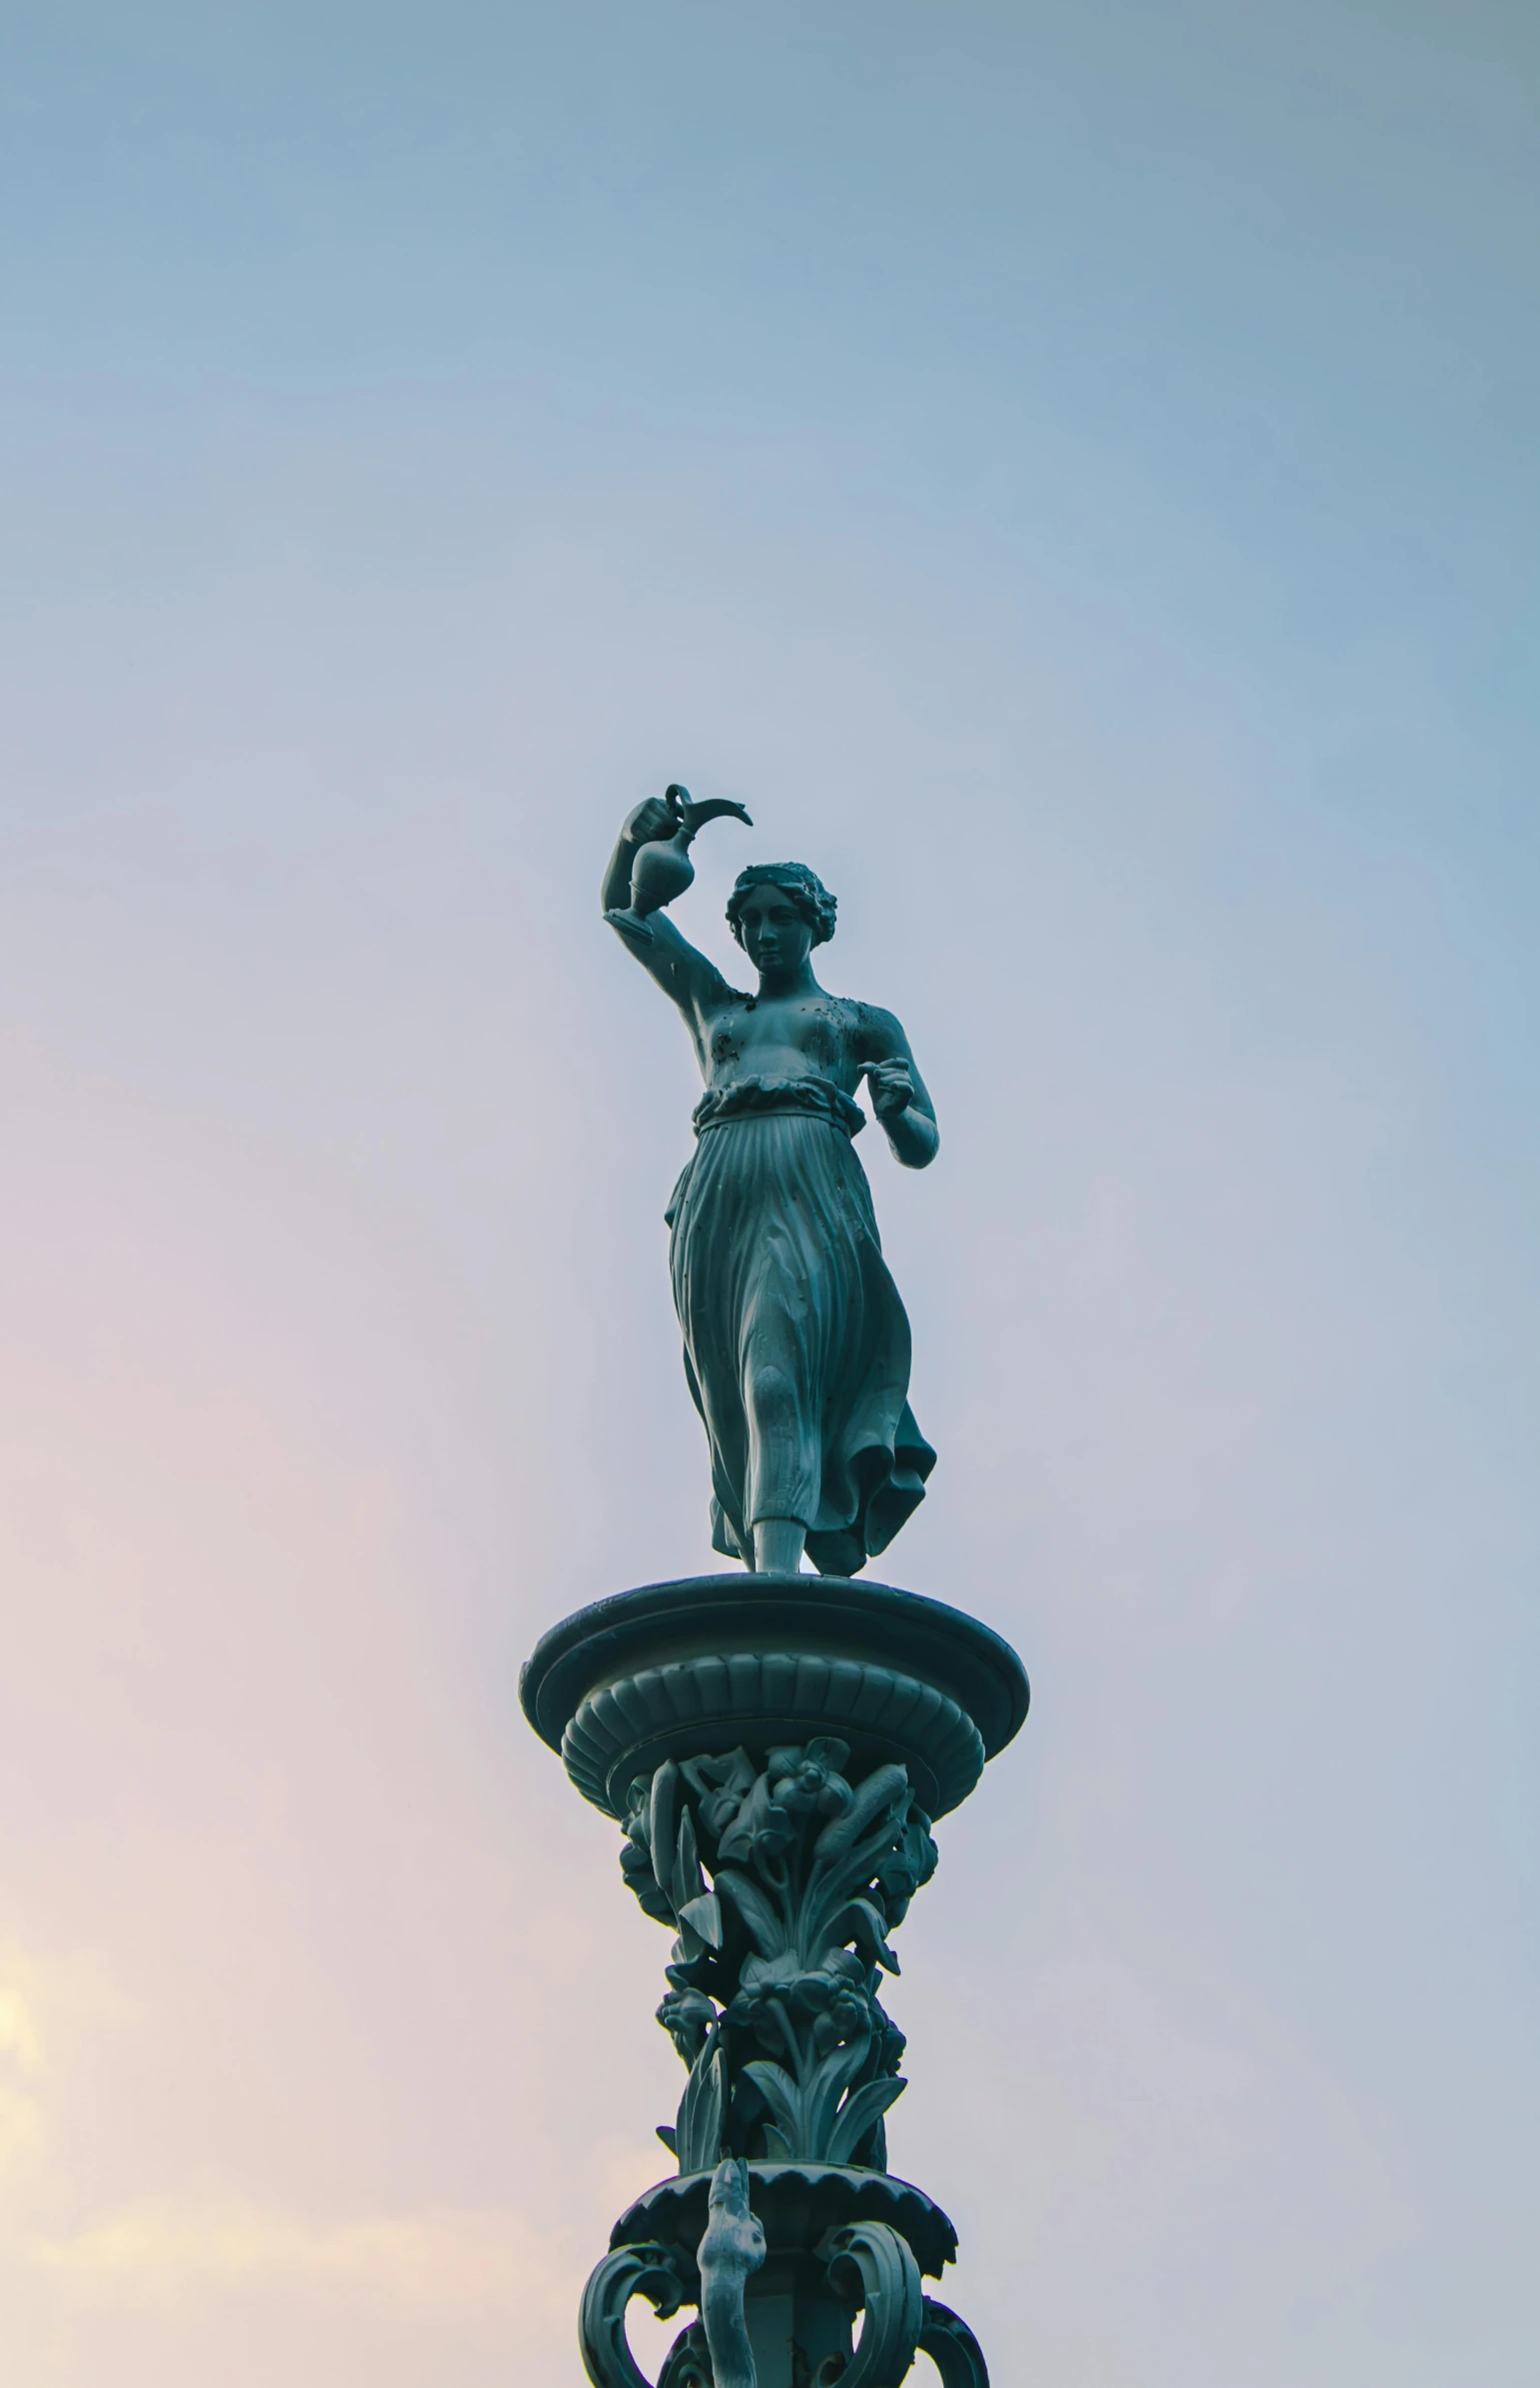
[619,1738,938,2175]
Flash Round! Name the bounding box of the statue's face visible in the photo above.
[737,884,813,976]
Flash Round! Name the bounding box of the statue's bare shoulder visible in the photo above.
[845,1000,914,1065]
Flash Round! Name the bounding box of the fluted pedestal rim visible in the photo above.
[519,1573,1029,1821]
[610,2161,958,2281]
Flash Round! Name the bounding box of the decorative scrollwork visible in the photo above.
[818,2220,923,2388]
[623,1740,938,2170]
[917,2298,989,2388]
[579,2242,697,2388]
[658,2321,714,2388]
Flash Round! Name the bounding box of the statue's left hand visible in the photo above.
[864,1060,914,1121]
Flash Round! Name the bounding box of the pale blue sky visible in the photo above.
[0,5,1535,2384]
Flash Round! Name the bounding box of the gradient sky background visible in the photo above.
[1,3,1536,2383]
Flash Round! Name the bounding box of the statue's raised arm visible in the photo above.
[602,786,754,1024]
[604,795,939,1582]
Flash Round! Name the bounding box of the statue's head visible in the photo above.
[726,865,837,974]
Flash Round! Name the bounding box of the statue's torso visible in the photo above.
[702,988,873,1095]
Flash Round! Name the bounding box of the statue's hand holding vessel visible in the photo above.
[605,783,755,944]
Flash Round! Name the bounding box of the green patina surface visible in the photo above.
[534,795,1023,2388]
[602,792,938,1580]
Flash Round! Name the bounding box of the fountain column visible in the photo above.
[521,1568,1027,2388]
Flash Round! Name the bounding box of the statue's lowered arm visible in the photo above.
[856,1010,939,1172]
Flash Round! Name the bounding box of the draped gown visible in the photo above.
[666,1073,935,1575]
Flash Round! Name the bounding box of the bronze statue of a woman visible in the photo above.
[603,790,937,1577]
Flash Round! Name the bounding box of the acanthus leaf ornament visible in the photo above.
[620,1738,935,2172]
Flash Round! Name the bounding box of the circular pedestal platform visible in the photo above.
[520,1572,1029,1821]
